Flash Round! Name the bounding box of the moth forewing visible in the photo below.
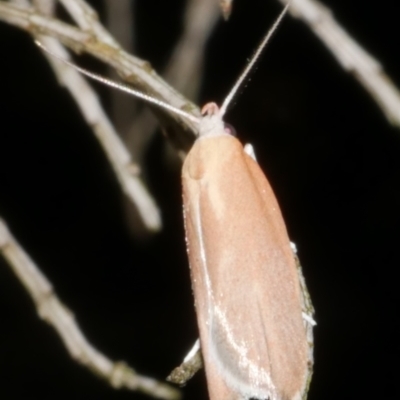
[182,133,312,400]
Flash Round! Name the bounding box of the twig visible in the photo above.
[105,0,137,135]
[277,0,400,127]
[32,0,54,15]
[218,0,233,20]
[165,0,220,98]
[0,1,200,150]
[20,0,162,232]
[32,0,161,231]
[0,217,180,400]
[3,0,162,391]
[58,0,118,46]
[125,0,220,161]
[37,35,162,231]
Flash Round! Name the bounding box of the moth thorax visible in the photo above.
[198,102,226,138]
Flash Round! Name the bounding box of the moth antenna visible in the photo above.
[219,2,290,117]
[34,40,200,124]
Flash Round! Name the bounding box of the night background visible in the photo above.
[0,0,399,399]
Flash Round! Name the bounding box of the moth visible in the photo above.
[36,4,315,399]
[180,6,315,400]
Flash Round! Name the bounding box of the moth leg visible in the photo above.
[166,339,203,386]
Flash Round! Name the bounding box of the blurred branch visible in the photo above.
[125,0,220,162]
[0,217,180,400]
[58,0,118,46]
[165,0,220,98]
[32,0,55,15]
[278,0,400,128]
[105,0,137,134]
[102,0,220,236]
[218,0,233,20]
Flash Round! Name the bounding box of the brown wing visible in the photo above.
[182,135,309,400]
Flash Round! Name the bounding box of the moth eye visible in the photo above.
[224,123,237,137]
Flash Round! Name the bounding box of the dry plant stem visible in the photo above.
[57,0,199,149]
[278,0,400,128]
[165,0,220,98]
[0,218,180,400]
[219,0,233,20]
[105,0,137,135]
[3,1,399,129]
[105,0,134,51]
[40,36,162,231]
[126,0,220,160]
[11,2,161,233]
[32,0,54,15]
[58,0,118,46]
[0,1,200,144]
[41,0,160,230]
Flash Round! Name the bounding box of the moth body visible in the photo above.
[182,104,314,400]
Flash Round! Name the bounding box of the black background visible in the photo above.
[0,0,399,399]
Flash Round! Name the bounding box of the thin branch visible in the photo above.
[125,0,220,161]
[104,0,134,52]
[39,36,162,230]
[105,0,137,135]
[30,0,161,232]
[58,0,118,46]
[32,0,55,15]
[34,41,199,124]
[20,0,162,232]
[0,1,200,149]
[277,0,400,127]
[0,0,204,230]
[165,0,220,97]
[0,217,180,400]
[2,0,163,391]
[218,0,233,20]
